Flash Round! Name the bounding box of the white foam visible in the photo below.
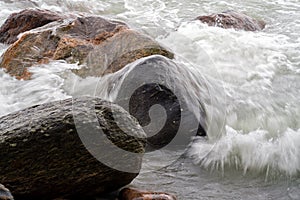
[0,61,78,117]
[189,126,300,176]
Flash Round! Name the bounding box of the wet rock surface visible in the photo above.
[0,97,146,200]
[108,55,207,150]
[119,188,177,200]
[0,10,173,80]
[0,9,64,44]
[196,10,266,31]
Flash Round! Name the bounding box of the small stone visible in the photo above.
[0,9,64,44]
[119,188,177,200]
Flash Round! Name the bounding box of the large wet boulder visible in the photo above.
[0,9,64,44]
[0,97,146,199]
[0,184,14,200]
[196,10,266,31]
[97,55,207,150]
[0,10,174,80]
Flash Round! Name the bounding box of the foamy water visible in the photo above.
[0,61,80,116]
[0,0,299,199]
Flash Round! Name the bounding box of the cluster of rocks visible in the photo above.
[0,8,265,200]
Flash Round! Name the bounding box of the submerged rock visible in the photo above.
[196,10,265,31]
[0,10,173,80]
[0,9,64,44]
[119,188,177,200]
[0,97,146,199]
[0,184,14,200]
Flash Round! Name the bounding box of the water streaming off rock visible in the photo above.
[0,0,299,199]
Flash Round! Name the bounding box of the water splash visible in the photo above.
[0,61,78,117]
[189,126,300,177]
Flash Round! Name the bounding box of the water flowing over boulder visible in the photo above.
[0,9,174,80]
[0,9,64,44]
[0,97,146,200]
[196,10,266,31]
[98,55,207,150]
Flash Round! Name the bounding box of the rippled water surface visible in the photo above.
[0,0,299,199]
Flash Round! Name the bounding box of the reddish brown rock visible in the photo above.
[196,10,266,31]
[0,184,14,200]
[0,11,173,80]
[0,9,64,44]
[119,188,177,200]
[0,30,61,79]
[73,28,174,78]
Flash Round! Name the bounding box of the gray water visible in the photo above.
[0,0,300,199]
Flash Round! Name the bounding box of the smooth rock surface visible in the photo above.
[0,97,146,200]
[196,10,266,31]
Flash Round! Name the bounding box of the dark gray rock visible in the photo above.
[0,10,173,80]
[0,97,146,200]
[102,55,207,151]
